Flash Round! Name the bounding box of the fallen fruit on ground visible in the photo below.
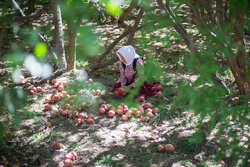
[44,104,51,111]
[52,141,62,149]
[144,102,152,109]
[140,117,146,122]
[86,118,94,124]
[29,89,35,95]
[164,144,175,153]
[139,96,145,102]
[121,115,128,121]
[88,78,93,83]
[99,107,106,115]
[108,110,116,117]
[64,159,73,167]
[52,79,57,84]
[157,144,165,152]
[36,86,42,92]
[153,108,159,114]
[78,113,86,119]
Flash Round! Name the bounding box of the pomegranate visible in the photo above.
[8,78,12,83]
[101,104,108,111]
[45,97,51,103]
[95,90,101,95]
[51,79,57,84]
[76,118,83,124]
[136,111,142,118]
[60,109,68,116]
[118,87,126,95]
[137,106,144,112]
[139,96,145,102]
[36,86,42,92]
[74,112,79,118]
[58,85,64,92]
[145,108,152,114]
[88,78,93,83]
[153,108,159,114]
[146,112,154,118]
[108,110,116,117]
[86,118,94,124]
[150,164,157,167]
[179,63,184,68]
[114,90,119,95]
[52,94,61,102]
[117,109,123,115]
[65,153,75,161]
[65,103,70,109]
[44,104,51,111]
[157,144,165,152]
[32,87,37,92]
[54,82,59,88]
[140,117,146,122]
[46,122,52,127]
[78,113,86,119]
[29,89,35,95]
[121,115,128,121]
[98,108,106,115]
[164,144,175,153]
[52,141,62,149]
[143,102,152,109]
[125,111,132,118]
[64,159,73,167]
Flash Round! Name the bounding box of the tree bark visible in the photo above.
[66,25,77,70]
[28,0,36,14]
[53,4,67,70]
[216,0,224,25]
[229,8,249,95]
[126,7,144,45]
[118,0,137,24]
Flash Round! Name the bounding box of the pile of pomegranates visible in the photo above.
[98,98,160,122]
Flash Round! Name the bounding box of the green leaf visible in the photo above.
[106,0,122,16]
[34,43,47,59]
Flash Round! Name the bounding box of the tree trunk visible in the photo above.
[228,8,250,95]
[53,4,67,70]
[28,0,36,14]
[118,0,137,24]
[66,25,77,70]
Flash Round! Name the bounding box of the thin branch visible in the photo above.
[118,0,137,24]
[14,0,57,24]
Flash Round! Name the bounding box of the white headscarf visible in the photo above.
[116,45,140,65]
